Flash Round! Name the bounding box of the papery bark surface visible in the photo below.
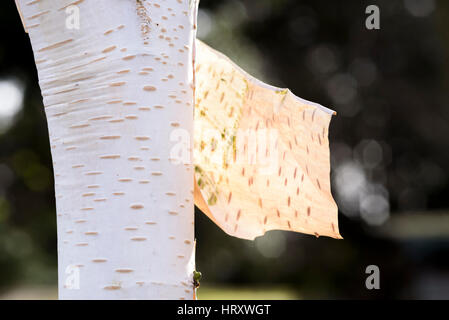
[193,41,341,240]
[17,0,197,299]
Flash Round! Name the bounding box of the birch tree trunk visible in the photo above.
[16,0,197,299]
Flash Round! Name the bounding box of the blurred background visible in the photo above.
[1,0,448,299]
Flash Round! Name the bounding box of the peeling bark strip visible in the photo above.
[16,0,197,299]
[193,41,341,241]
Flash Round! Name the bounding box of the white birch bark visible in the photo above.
[16,0,197,300]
